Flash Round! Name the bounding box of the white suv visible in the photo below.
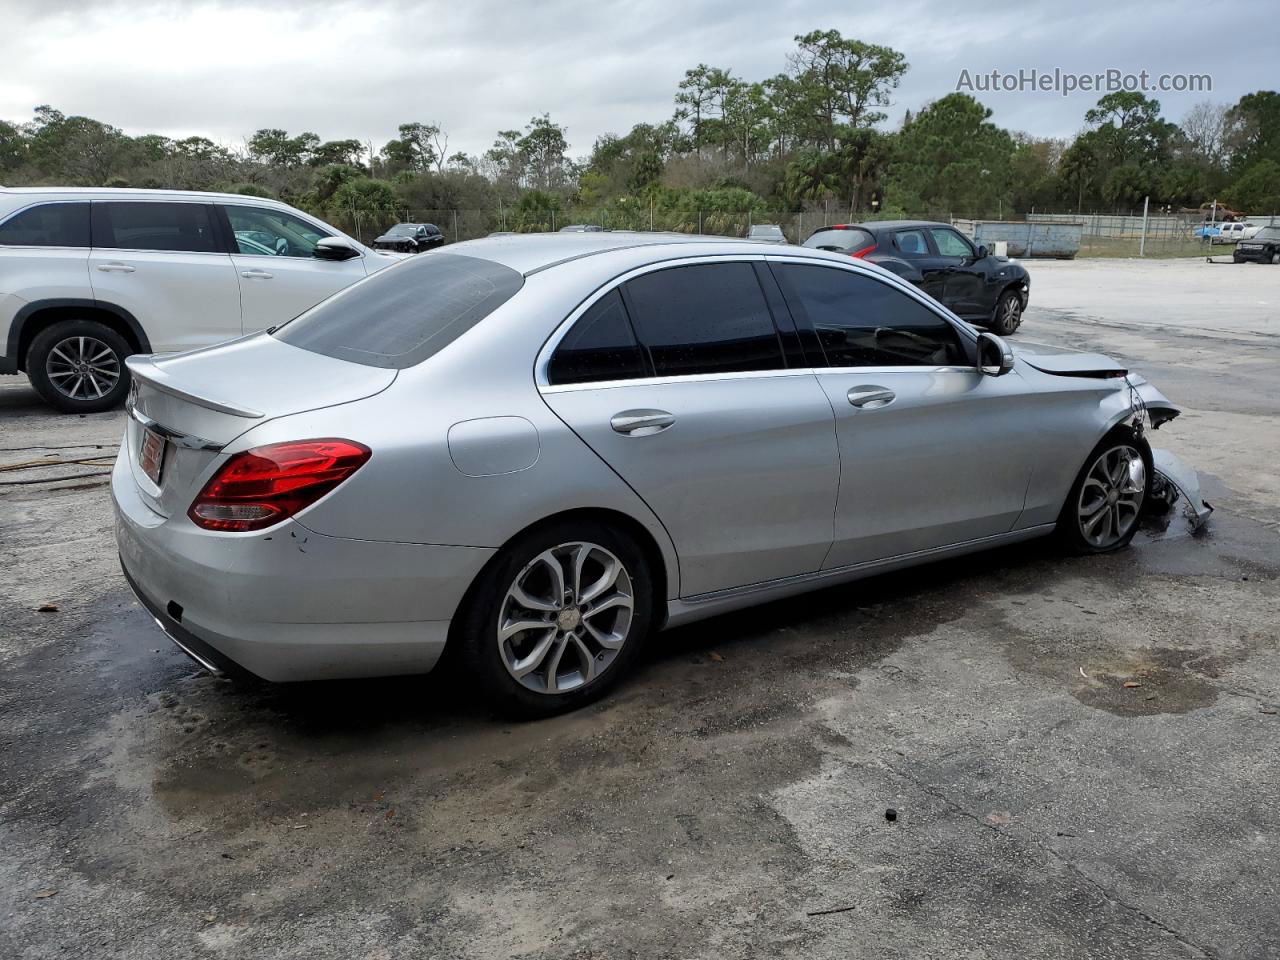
[0,187,401,412]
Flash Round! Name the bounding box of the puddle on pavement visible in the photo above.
[1071,646,1226,716]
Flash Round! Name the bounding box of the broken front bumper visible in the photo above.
[1149,448,1214,529]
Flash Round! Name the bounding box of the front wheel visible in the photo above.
[990,290,1023,336]
[1272,252,1280,265]
[1058,435,1150,554]
[455,520,653,718]
[27,319,132,413]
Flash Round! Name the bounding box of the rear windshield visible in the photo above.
[804,228,874,252]
[274,253,524,369]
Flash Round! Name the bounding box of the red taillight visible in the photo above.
[188,439,371,532]
[849,243,877,259]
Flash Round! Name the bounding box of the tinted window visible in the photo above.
[549,289,649,385]
[893,229,928,256]
[929,228,974,258]
[275,253,523,369]
[804,228,874,252]
[774,264,965,367]
[93,202,218,253]
[224,205,329,257]
[0,202,90,247]
[624,262,785,377]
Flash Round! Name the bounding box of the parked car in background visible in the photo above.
[0,187,397,413]
[371,222,445,253]
[559,224,604,233]
[1233,225,1280,263]
[114,232,1187,717]
[747,224,787,244]
[804,220,1030,335]
[1212,221,1255,245]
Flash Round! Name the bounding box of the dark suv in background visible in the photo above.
[804,220,1030,335]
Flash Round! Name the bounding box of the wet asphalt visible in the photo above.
[1,258,1278,959]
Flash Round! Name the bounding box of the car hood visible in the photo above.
[1008,340,1124,376]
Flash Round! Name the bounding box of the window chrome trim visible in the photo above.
[540,366,819,394]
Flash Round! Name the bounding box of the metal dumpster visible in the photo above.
[953,219,1082,259]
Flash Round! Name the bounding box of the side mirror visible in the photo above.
[976,244,990,259]
[977,331,1014,377]
[313,237,362,261]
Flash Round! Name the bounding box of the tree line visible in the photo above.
[2,29,1277,232]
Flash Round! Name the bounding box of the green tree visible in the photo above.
[309,139,365,168]
[883,93,1014,218]
[247,128,318,167]
[1222,159,1280,212]
[329,176,396,215]
[518,114,570,191]
[1224,91,1280,173]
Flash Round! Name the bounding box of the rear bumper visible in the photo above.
[112,451,494,681]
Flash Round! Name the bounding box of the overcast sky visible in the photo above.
[0,0,1263,158]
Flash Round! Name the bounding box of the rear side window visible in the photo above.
[623,262,784,377]
[803,228,873,253]
[0,202,90,247]
[92,202,219,253]
[773,264,965,367]
[893,229,928,256]
[548,289,649,385]
[275,253,524,369]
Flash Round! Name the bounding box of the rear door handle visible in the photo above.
[610,409,675,436]
[240,269,273,279]
[96,263,135,273]
[847,386,896,409]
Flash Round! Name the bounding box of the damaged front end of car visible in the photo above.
[1123,373,1214,530]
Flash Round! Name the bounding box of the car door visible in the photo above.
[769,259,1037,569]
[539,260,839,597]
[928,226,989,317]
[88,201,242,352]
[892,227,947,302]
[218,203,368,331]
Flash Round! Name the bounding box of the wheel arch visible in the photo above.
[453,506,675,642]
[10,299,151,371]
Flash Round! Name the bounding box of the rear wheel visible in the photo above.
[991,290,1023,336]
[1058,434,1150,554]
[455,520,653,718]
[27,319,132,413]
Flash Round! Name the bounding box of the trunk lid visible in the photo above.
[124,333,395,518]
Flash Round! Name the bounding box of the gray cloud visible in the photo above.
[0,0,1263,156]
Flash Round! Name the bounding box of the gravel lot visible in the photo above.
[2,256,1277,959]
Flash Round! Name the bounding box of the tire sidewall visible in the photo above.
[28,320,132,414]
[455,519,653,718]
[991,291,1022,336]
[1058,430,1152,554]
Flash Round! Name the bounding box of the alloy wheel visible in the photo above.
[1076,445,1145,548]
[497,541,635,695]
[1000,295,1022,331]
[44,335,121,401]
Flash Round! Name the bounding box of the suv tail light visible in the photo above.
[189,439,371,532]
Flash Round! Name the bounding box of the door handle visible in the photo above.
[96,263,135,273]
[240,269,274,279]
[610,409,675,436]
[847,386,896,409]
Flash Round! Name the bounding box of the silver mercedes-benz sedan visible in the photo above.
[113,232,1194,716]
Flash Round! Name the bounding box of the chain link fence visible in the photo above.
[328,207,1280,259]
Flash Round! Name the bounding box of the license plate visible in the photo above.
[139,427,167,486]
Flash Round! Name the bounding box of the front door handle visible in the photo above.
[847,386,896,409]
[240,269,274,279]
[96,262,135,273]
[610,409,675,436]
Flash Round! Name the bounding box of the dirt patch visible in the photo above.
[1071,646,1227,716]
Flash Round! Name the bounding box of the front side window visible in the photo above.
[92,202,218,253]
[929,228,975,258]
[773,263,965,368]
[0,202,90,247]
[274,253,523,369]
[548,289,649,385]
[223,205,330,257]
[623,262,785,377]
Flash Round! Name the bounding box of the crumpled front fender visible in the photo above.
[1149,448,1214,529]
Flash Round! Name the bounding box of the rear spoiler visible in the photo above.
[125,355,264,419]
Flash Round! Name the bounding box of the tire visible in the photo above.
[27,320,132,414]
[454,519,654,718]
[1272,252,1280,265]
[990,290,1023,336]
[1057,431,1151,555]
